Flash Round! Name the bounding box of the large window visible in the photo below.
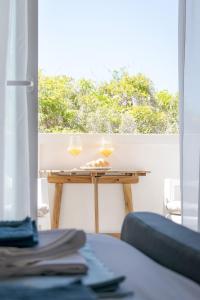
[39,0,178,134]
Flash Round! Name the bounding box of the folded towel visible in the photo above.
[0,217,38,248]
[0,229,86,268]
[0,251,88,277]
[0,282,97,300]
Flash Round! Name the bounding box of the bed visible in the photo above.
[2,212,200,299]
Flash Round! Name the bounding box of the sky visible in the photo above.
[39,0,178,93]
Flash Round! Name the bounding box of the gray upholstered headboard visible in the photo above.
[121,212,200,284]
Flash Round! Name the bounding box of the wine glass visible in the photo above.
[99,139,114,157]
[67,135,82,156]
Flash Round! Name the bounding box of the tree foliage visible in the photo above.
[39,70,178,134]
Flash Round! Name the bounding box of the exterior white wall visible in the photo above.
[39,134,180,233]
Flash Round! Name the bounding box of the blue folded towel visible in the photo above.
[0,283,97,300]
[0,217,38,247]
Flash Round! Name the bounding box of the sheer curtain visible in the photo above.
[179,0,200,231]
[0,0,38,220]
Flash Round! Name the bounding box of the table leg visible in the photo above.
[93,177,99,233]
[52,183,63,229]
[123,183,133,214]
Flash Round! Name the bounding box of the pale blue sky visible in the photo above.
[39,0,178,93]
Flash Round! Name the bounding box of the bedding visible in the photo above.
[88,234,200,300]
[2,232,200,299]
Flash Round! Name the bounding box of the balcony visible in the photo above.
[38,133,180,232]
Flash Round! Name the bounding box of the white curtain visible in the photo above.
[0,0,38,220]
[179,0,200,231]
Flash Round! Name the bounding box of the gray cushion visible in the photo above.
[121,212,200,284]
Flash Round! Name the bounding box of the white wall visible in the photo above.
[39,134,180,233]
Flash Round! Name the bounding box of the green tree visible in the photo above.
[39,70,178,134]
[99,72,155,107]
[130,106,167,134]
[39,72,78,132]
[155,90,179,133]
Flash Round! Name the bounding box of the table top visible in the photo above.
[41,170,150,184]
[40,169,150,177]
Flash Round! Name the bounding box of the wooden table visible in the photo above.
[45,169,150,236]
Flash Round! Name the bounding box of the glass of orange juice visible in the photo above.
[67,135,82,156]
[99,139,114,157]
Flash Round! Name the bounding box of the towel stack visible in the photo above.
[0,218,131,299]
[0,217,87,277]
